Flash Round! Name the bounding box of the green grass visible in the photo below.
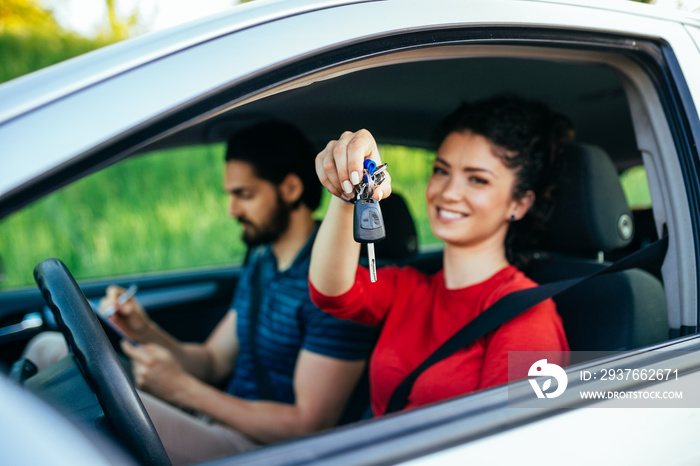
[0,32,114,84]
[0,145,244,289]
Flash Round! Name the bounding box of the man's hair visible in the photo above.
[225,121,322,210]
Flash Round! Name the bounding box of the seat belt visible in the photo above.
[385,236,669,414]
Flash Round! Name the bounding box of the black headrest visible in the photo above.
[360,193,418,260]
[542,143,634,255]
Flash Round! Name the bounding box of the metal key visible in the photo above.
[353,197,385,282]
[354,162,387,200]
[353,160,387,283]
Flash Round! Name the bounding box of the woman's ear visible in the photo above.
[510,190,535,221]
[279,173,304,205]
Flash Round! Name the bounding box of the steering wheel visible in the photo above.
[34,258,171,466]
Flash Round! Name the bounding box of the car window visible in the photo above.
[620,165,652,210]
[0,144,245,290]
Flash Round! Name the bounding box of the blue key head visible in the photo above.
[363,159,376,175]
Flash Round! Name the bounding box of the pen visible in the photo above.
[102,284,138,318]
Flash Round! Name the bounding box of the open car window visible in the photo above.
[0,144,245,290]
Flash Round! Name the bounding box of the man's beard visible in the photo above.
[239,192,292,247]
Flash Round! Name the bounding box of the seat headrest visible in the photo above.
[360,193,418,260]
[542,143,634,255]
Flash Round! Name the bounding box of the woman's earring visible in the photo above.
[510,214,516,221]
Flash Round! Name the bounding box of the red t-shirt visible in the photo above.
[310,265,569,415]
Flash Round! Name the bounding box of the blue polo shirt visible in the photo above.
[226,227,377,403]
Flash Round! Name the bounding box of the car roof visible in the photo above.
[0,0,695,126]
[147,53,636,160]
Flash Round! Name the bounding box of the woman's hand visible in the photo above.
[310,129,392,296]
[315,129,392,202]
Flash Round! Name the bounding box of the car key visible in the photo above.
[354,197,385,282]
[353,160,387,283]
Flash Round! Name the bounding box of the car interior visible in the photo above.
[149,50,673,348]
[0,36,686,462]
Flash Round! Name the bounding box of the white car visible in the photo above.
[1,0,700,464]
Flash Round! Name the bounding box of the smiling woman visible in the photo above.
[309,96,571,415]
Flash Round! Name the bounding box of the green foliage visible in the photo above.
[0,0,60,32]
[0,145,244,289]
[0,31,113,83]
[101,0,143,41]
[0,0,137,84]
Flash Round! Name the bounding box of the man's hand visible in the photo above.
[121,341,195,406]
[99,285,151,340]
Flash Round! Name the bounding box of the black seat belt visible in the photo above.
[385,235,669,414]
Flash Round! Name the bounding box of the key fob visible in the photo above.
[353,198,386,243]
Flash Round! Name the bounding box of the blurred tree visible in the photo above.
[657,0,700,12]
[0,0,121,83]
[100,0,142,41]
[0,0,61,34]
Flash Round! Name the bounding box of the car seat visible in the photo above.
[525,143,668,354]
[359,193,418,266]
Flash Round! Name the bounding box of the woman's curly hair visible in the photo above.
[436,95,575,268]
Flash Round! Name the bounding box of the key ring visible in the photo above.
[355,171,374,201]
[344,160,388,203]
[363,174,375,200]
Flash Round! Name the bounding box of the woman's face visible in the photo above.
[426,131,531,249]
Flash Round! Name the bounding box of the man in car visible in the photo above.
[23,121,377,465]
